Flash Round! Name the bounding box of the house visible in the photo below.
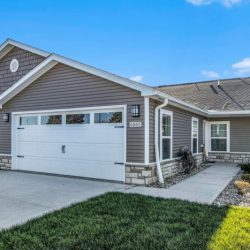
[0,39,249,185]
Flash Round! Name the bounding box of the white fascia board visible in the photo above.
[0,58,58,107]
[0,44,15,60]
[0,39,50,58]
[207,110,250,117]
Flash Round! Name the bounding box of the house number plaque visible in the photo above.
[129,121,142,128]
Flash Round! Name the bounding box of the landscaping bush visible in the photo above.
[176,146,195,174]
[241,174,250,183]
[240,163,250,173]
[234,180,250,194]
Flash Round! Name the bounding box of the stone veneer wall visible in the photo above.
[208,152,250,164]
[125,153,204,185]
[0,155,12,169]
[125,164,157,185]
[161,153,203,179]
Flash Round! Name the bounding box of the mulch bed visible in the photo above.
[213,170,250,207]
[150,163,211,188]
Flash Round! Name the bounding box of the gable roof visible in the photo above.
[0,39,209,116]
[157,77,250,112]
[0,39,50,59]
[1,39,250,118]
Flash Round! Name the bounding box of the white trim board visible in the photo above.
[0,39,50,57]
[144,97,150,164]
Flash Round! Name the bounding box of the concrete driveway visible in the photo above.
[0,171,129,230]
[0,163,240,230]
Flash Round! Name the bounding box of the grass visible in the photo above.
[0,192,249,250]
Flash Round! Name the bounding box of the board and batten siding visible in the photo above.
[149,99,205,163]
[0,47,44,94]
[0,63,145,163]
[209,117,250,152]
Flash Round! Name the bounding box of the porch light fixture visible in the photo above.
[2,113,10,122]
[131,105,140,117]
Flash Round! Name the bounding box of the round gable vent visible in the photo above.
[10,59,19,73]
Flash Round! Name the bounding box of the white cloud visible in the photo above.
[130,75,143,82]
[222,0,241,7]
[201,70,220,78]
[186,0,213,6]
[186,0,241,7]
[232,57,250,74]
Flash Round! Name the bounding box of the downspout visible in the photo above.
[155,98,168,184]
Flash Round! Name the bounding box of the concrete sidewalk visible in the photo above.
[123,163,240,204]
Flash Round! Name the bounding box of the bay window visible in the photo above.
[160,110,173,160]
[191,117,199,154]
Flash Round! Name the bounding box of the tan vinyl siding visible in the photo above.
[0,47,44,94]
[0,63,145,163]
[149,99,205,163]
[209,117,250,152]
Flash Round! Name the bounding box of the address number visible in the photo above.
[129,121,142,128]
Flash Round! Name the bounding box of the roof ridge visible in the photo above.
[156,76,250,88]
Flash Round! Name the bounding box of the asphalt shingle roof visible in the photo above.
[156,77,250,111]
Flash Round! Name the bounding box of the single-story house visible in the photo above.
[0,39,249,185]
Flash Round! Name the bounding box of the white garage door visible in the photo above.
[12,107,125,182]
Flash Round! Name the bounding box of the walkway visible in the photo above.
[123,163,240,204]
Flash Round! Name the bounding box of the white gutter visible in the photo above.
[155,98,168,185]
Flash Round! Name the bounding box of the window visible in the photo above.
[161,110,173,160]
[94,112,122,123]
[191,118,199,154]
[211,123,229,152]
[66,114,90,124]
[20,116,38,126]
[41,115,62,125]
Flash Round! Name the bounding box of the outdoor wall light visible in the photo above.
[131,105,140,117]
[2,113,10,122]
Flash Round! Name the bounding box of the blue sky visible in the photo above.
[0,0,250,86]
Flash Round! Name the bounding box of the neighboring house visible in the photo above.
[0,39,249,185]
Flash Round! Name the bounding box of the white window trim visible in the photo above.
[191,117,199,154]
[160,109,173,161]
[209,121,230,153]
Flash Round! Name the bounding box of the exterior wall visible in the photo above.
[0,155,11,169]
[0,63,145,163]
[161,153,203,179]
[125,164,157,185]
[149,99,205,163]
[0,47,44,94]
[208,117,250,153]
[208,152,250,164]
[125,153,204,185]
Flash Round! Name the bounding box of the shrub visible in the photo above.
[241,174,250,183]
[176,146,195,174]
[234,180,250,194]
[240,163,250,173]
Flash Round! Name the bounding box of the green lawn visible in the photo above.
[0,193,249,250]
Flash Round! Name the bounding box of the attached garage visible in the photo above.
[11,106,126,182]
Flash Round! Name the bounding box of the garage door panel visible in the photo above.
[17,142,124,162]
[14,108,125,182]
[16,157,124,181]
[17,127,124,144]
